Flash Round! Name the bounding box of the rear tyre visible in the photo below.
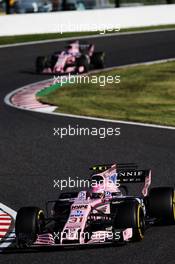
[148,187,175,225]
[113,200,145,242]
[15,207,45,248]
[91,52,105,69]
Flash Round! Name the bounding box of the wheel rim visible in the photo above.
[173,191,175,221]
[37,210,44,220]
[37,210,45,233]
[137,205,145,239]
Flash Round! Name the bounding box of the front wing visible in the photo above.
[1,228,132,253]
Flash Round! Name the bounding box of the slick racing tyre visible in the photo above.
[91,52,105,69]
[148,187,175,225]
[15,207,45,248]
[35,56,47,73]
[114,200,145,242]
[76,55,89,73]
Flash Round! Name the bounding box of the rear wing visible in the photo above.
[90,163,151,196]
[117,169,150,184]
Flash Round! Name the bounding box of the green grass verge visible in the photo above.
[1,24,175,45]
[37,61,175,126]
[0,32,97,45]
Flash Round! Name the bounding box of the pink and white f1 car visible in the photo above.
[15,163,175,249]
[35,41,105,74]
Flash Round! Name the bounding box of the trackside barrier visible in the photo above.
[0,4,175,36]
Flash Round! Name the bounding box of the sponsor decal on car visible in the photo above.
[0,211,12,241]
[72,204,88,210]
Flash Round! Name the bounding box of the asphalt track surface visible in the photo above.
[0,30,175,263]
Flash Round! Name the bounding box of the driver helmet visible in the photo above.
[91,175,105,199]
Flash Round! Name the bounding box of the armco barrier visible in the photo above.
[0,4,175,36]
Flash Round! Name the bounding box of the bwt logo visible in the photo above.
[109,174,117,183]
[75,210,84,216]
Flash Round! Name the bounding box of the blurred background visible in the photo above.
[0,0,175,14]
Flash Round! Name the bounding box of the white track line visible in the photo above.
[88,58,175,74]
[4,59,175,131]
[0,203,16,251]
[41,111,175,130]
[0,28,175,49]
[0,220,11,224]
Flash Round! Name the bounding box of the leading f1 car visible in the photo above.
[35,40,105,74]
[15,163,175,249]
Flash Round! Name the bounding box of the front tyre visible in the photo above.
[15,207,45,248]
[113,200,145,242]
[35,56,47,73]
[76,55,89,73]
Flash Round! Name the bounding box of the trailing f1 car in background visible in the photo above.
[15,163,175,249]
[35,41,105,74]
